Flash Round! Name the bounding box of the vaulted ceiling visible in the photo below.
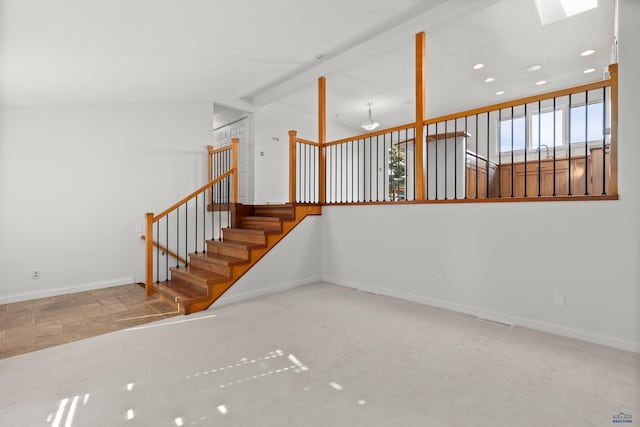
[0,0,615,131]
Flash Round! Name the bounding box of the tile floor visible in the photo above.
[0,284,178,360]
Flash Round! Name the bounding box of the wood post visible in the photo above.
[415,32,426,200]
[232,138,239,202]
[289,130,297,203]
[318,76,326,204]
[608,63,618,196]
[207,145,213,207]
[145,212,154,296]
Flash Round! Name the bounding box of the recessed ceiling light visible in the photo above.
[584,68,596,74]
[525,64,542,72]
[473,63,485,70]
[536,80,547,86]
[484,77,495,83]
[496,91,505,96]
[580,49,596,56]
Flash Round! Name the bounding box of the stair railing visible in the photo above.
[144,138,239,295]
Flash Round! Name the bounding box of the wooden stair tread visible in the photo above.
[170,266,228,286]
[189,252,246,266]
[154,281,203,301]
[208,239,265,249]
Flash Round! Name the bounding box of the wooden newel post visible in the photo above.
[231,138,239,203]
[318,77,326,204]
[289,130,297,203]
[207,145,214,207]
[145,212,154,296]
[608,63,618,196]
[415,32,426,200]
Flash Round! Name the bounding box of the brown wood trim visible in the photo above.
[289,130,297,203]
[608,63,618,195]
[424,78,611,126]
[318,77,327,204]
[140,235,188,265]
[427,131,470,141]
[207,145,213,207]
[415,32,426,200]
[325,123,416,146]
[232,138,239,203]
[297,139,319,146]
[145,212,154,295]
[208,145,233,155]
[153,170,233,222]
[322,194,618,206]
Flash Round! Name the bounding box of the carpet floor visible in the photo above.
[0,282,638,426]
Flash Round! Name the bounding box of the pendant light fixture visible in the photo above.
[360,102,380,131]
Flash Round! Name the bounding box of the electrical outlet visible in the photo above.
[436,274,443,285]
[32,270,40,280]
[553,292,565,306]
[260,151,265,157]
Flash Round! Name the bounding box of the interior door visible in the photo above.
[213,117,251,204]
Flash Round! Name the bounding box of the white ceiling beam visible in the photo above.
[250,0,502,107]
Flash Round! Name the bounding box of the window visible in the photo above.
[569,101,604,144]
[499,110,562,152]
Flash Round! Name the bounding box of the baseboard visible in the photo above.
[322,276,640,354]
[0,277,136,305]
[211,275,321,308]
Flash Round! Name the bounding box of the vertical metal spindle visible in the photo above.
[201,193,206,253]
[511,107,514,197]
[351,140,354,202]
[444,120,448,199]
[568,94,572,196]
[475,115,478,199]
[464,117,467,200]
[298,142,301,202]
[184,201,188,267]
[435,122,439,200]
[210,182,214,240]
[584,90,589,195]
[425,124,429,200]
[226,174,230,231]
[537,100,542,197]
[165,217,168,281]
[218,180,222,241]
[486,112,490,198]
[194,192,198,254]
[497,111,501,198]
[454,118,458,199]
[176,206,180,268]
[524,104,528,197]
[369,137,372,202]
[602,87,607,195]
[155,221,159,283]
[553,98,557,196]
[376,135,379,201]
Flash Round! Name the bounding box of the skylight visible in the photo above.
[534,0,598,26]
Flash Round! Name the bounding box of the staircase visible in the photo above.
[152,204,320,314]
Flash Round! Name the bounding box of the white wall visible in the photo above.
[212,215,322,307]
[253,102,355,204]
[320,0,640,353]
[0,101,213,302]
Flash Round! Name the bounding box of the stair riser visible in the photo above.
[189,258,231,276]
[253,207,294,220]
[206,242,250,260]
[170,268,212,289]
[241,221,282,232]
[223,229,266,245]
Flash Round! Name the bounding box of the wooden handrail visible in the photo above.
[140,235,188,264]
[325,122,416,147]
[424,78,612,126]
[153,169,234,223]
[208,145,233,155]
[296,137,319,146]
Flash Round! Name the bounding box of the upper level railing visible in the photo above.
[288,64,618,205]
[144,138,239,294]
